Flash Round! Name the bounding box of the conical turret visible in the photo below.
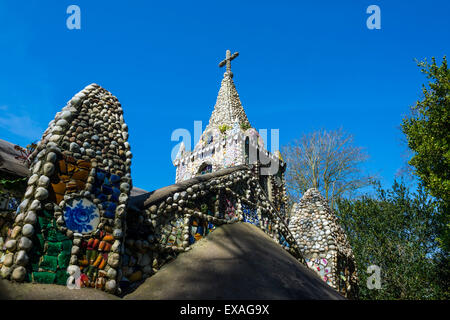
[205,71,250,130]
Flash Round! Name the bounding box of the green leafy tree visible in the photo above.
[336,181,447,299]
[401,56,450,251]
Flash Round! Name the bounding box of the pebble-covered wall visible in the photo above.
[288,188,358,298]
[0,84,132,294]
[0,141,28,258]
[123,165,303,293]
[0,190,22,266]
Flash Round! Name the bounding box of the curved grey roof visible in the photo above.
[124,223,344,300]
[127,165,248,212]
[0,139,29,177]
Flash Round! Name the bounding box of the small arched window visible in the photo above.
[197,163,212,175]
[245,137,249,164]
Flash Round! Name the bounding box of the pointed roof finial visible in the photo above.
[205,49,250,131]
[218,50,239,78]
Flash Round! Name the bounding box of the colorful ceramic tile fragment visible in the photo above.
[63,198,100,234]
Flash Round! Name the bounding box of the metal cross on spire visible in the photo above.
[218,50,239,77]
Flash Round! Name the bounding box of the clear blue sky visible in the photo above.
[0,0,449,192]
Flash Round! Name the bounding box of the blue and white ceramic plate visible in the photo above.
[63,198,100,234]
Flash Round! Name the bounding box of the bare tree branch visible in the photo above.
[282,128,376,208]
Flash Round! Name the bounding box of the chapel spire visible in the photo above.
[206,50,251,131]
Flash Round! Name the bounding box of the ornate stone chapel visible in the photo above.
[0,50,357,298]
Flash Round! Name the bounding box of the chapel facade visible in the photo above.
[173,50,288,217]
